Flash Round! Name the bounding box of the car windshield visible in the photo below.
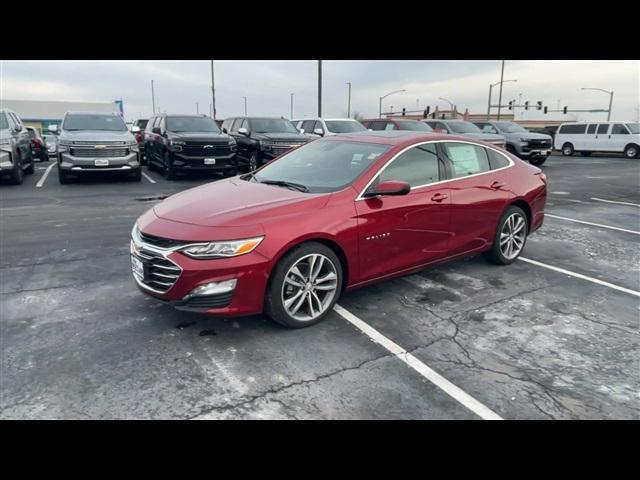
[448,122,482,134]
[136,119,149,129]
[495,121,528,133]
[248,139,390,193]
[63,114,128,131]
[325,120,367,133]
[626,123,640,134]
[0,113,9,130]
[395,121,433,131]
[166,116,220,133]
[251,118,298,134]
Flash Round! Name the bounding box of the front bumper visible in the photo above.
[59,151,140,172]
[171,151,237,171]
[0,151,13,172]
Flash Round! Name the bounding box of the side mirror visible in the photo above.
[222,127,228,133]
[131,126,141,133]
[152,127,162,135]
[363,180,411,198]
[313,128,324,136]
[299,128,305,134]
[238,127,248,136]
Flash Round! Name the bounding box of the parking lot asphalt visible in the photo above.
[1,153,638,419]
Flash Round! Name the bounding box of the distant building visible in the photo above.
[1,99,120,133]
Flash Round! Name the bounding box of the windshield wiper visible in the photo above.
[260,179,309,192]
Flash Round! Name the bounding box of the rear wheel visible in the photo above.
[265,242,342,328]
[484,206,529,265]
[561,143,574,156]
[624,144,639,159]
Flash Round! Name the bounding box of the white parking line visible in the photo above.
[333,304,503,420]
[545,213,640,235]
[591,197,640,208]
[35,163,56,188]
[519,257,640,297]
[142,172,156,184]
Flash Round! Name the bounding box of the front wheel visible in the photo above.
[58,169,72,184]
[529,157,547,166]
[624,144,639,159]
[163,152,176,180]
[249,151,261,171]
[8,158,24,185]
[265,242,342,328]
[484,206,529,265]
[561,143,574,156]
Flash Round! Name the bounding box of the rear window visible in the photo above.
[487,148,510,169]
[559,124,587,134]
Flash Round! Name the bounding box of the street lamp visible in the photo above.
[290,93,294,119]
[195,102,199,114]
[581,87,614,121]
[379,89,406,118]
[346,82,352,118]
[439,97,455,112]
[242,96,247,116]
[487,79,517,119]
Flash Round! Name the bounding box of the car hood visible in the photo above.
[458,132,506,141]
[506,132,552,141]
[171,132,231,143]
[254,132,310,142]
[153,177,330,227]
[59,130,136,142]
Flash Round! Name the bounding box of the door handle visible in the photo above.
[490,181,506,190]
[430,193,448,202]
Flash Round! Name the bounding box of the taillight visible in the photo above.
[135,132,143,143]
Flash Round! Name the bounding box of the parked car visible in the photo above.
[528,125,559,143]
[0,109,35,184]
[26,127,49,162]
[221,116,311,171]
[130,118,148,164]
[360,118,434,132]
[144,114,237,180]
[130,131,546,328]
[56,111,141,184]
[292,118,367,137]
[43,134,58,156]
[423,119,506,149]
[472,121,552,166]
[553,122,640,158]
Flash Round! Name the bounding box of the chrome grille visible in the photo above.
[71,147,129,157]
[133,249,181,293]
[528,139,551,149]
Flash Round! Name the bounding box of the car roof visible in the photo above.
[323,130,453,145]
[65,111,122,116]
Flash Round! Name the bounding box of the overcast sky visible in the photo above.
[1,60,638,123]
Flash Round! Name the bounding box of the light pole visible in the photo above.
[195,102,199,114]
[439,97,454,116]
[242,97,247,116]
[379,89,406,118]
[581,87,614,121]
[487,78,517,119]
[290,93,294,119]
[210,60,216,120]
[318,60,322,117]
[346,82,352,118]
[151,80,155,114]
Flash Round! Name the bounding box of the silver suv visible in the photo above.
[472,121,552,166]
[56,111,141,183]
[423,119,506,150]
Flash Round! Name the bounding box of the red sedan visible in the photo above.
[131,131,546,328]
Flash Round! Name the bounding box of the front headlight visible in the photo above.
[128,143,139,152]
[180,236,264,259]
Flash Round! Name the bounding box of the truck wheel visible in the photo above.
[8,157,24,185]
[24,155,35,174]
[529,157,546,166]
[624,144,639,159]
[163,152,176,180]
[561,143,574,156]
[58,169,71,184]
[249,151,261,171]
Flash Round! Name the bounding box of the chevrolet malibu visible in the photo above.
[131,131,546,328]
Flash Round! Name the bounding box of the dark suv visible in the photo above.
[0,109,35,184]
[221,117,311,171]
[144,114,237,180]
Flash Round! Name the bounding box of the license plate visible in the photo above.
[204,158,216,165]
[131,255,144,278]
[95,159,109,167]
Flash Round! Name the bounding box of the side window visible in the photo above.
[486,148,511,170]
[231,118,242,132]
[378,143,440,188]
[221,119,232,132]
[384,122,396,131]
[145,117,155,132]
[560,124,586,134]
[587,124,597,134]
[10,113,21,129]
[313,121,324,134]
[239,119,248,131]
[434,122,448,131]
[301,120,316,133]
[443,142,491,178]
[157,117,165,131]
[597,124,609,134]
[611,124,629,135]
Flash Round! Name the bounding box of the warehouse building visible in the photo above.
[1,99,122,133]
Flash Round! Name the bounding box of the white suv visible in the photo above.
[292,118,367,137]
[554,121,640,158]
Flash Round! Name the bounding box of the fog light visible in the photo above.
[184,279,237,299]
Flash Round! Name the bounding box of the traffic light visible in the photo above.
[524,101,529,110]
[537,101,543,110]
[544,106,548,114]
[563,106,568,114]
[423,106,430,118]
[402,108,406,116]
[508,101,513,110]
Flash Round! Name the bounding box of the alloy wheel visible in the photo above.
[500,213,526,260]
[281,253,338,322]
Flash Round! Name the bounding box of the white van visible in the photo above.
[554,121,640,158]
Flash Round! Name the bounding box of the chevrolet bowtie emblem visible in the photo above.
[95,145,107,149]
[204,145,214,148]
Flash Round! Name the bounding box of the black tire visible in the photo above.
[131,168,142,182]
[484,205,529,266]
[249,151,261,171]
[529,157,547,166]
[624,144,639,159]
[265,242,343,329]
[561,143,574,156]
[24,157,35,174]
[163,151,176,180]
[8,156,24,185]
[580,151,592,157]
[58,168,72,184]
[40,151,49,162]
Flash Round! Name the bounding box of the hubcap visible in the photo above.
[500,213,526,260]
[627,148,636,158]
[281,253,338,322]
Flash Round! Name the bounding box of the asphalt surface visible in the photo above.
[1,153,638,419]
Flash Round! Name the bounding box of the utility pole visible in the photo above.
[151,80,156,114]
[242,97,247,116]
[210,60,216,120]
[497,60,505,120]
[290,93,294,119]
[318,60,322,117]
[346,82,352,118]
[195,102,199,114]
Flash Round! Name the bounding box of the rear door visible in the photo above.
[584,124,598,150]
[594,123,610,152]
[608,123,631,153]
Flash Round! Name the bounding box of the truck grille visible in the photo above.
[139,231,185,249]
[528,139,551,149]
[71,147,129,157]
[134,249,181,293]
[181,142,231,157]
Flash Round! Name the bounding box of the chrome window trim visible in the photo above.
[355,139,514,201]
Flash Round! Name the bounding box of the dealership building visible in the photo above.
[1,99,122,133]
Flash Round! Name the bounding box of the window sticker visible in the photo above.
[448,144,480,175]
